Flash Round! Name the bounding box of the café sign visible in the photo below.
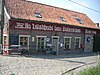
[85,29,96,34]
[14,21,82,33]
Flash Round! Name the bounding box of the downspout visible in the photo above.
[83,28,85,52]
[1,0,5,54]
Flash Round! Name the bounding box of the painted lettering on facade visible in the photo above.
[85,29,96,34]
[32,24,53,31]
[15,22,24,29]
[25,23,31,29]
[63,27,81,33]
[54,26,62,31]
[13,21,82,33]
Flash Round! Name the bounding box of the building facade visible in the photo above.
[2,0,99,54]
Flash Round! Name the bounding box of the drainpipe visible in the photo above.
[1,0,5,54]
[83,28,85,53]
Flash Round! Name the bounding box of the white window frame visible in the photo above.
[74,15,84,24]
[52,36,59,49]
[35,12,42,18]
[60,17,66,22]
[75,37,81,49]
[36,36,47,50]
[19,35,30,49]
[52,36,59,55]
[64,37,72,49]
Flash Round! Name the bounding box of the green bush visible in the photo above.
[78,64,100,75]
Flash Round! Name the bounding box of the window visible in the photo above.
[74,15,84,24]
[75,37,81,49]
[64,37,71,49]
[35,12,42,18]
[60,17,66,22]
[37,36,46,50]
[19,35,30,49]
[20,37,28,46]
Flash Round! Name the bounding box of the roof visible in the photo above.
[5,0,97,29]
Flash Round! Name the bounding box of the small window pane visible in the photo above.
[20,37,28,46]
[35,13,42,18]
[37,37,45,49]
[75,37,81,49]
[74,15,84,24]
[64,37,71,49]
[60,17,66,22]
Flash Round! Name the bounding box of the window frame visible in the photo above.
[34,12,42,18]
[60,17,66,22]
[64,37,72,49]
[74,15,84,24]
[19,35,30,49]
[75,37,81,49]
[36,36,46,50]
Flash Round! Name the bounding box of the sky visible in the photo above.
[27,0,100,24]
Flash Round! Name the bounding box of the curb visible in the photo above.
[61,62,98,75]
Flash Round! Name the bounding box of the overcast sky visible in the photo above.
[28,0,100,24]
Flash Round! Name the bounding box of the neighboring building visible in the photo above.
[0,4,1,42]
[0,0,2,24]
[95,23,100,36]
[0,0,1,15]
[2,0,100,54]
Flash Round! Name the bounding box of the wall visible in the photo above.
[3,7,10,49]
[84,29,97,52]
[84,34,94,52]
[9,20,84,54]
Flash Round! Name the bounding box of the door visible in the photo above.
[52,36,59,55]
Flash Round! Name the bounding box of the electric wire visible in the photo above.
[68,0,100,13]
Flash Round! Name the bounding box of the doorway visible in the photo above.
[52,36,59,55]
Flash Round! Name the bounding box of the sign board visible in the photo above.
[47,44,52,46]
[87,37,91,43]
[10,20,82,33]
[46,38,50,42]
[85,29,96,34]
[60,43,63,47]
[32,37,34,42]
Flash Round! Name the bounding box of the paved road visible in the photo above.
[0,53,99,75]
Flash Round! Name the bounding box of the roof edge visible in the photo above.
[10,18,99,30]
[4,6,10,19]
[25,0,86,15]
